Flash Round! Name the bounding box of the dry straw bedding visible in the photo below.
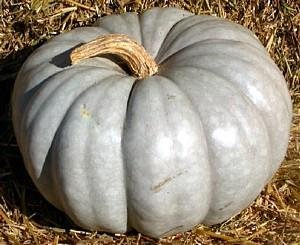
[0,0,299,244]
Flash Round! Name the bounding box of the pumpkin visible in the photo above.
[12,7,292,238]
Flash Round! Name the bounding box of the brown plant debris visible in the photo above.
[0,0,299,244]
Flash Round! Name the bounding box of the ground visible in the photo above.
[0,0,299,244]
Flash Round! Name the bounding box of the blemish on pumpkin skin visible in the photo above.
[80,104,91,118]
[167,94,176,100]
[151,170,187,193]
[80,105,101,125]
[218,201,233,211]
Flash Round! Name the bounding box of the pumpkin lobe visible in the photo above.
[70,34,158,79]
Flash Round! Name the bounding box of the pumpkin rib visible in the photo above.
[19,66,91,161]
[161,63,272,149]
[46,77,119,227]
[14,44,76,94]
[155,16,216,61]
[81,79,117,229]
[160,66,272,224]
[137,7,192,59]
[20,68,124,180]
[12,62,62,137]
[95,12,142,44]
[160,40,291,112]
[123,75,211,237]
[157,29,264,62]
[21,72,124,214]
[14,64,71,154]
[166,62,289,177]
[162,48,290,122]
[153,74,212,173]
[80,77,135,231]
[156,18,264,63]
[161,63,274,164]
[161,39,272,75]
[42,75,135,231]
[19,42,81,74]
[23,67,122,133]
[154,75,214,214]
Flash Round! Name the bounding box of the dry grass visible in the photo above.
[0,0,299,244]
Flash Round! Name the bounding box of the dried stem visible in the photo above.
[70,34,158,79]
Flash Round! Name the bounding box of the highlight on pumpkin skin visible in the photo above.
[70,34,159,79]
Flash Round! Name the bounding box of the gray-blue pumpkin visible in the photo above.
[12,7,292,238]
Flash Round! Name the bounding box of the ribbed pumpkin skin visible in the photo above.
[12,8,292,238]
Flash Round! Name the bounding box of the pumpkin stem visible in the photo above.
[70,34,158,79]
